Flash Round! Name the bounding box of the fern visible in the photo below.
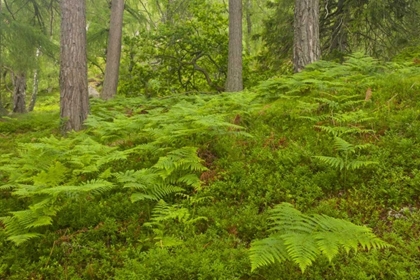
[1,93,251,245]
[117,147,206,203]
[314,125,374,137]
[314,137,378,172]
[249,203,390,272]
[143,200,208,247]
[0,134,125,244]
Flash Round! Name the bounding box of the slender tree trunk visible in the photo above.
[293,0,320,72]
[0,0,7,115]
[225,0,243,92]
[0,82,5,115]
[102,0,125,100]
[328,0,348,55]
[60,0,89,132]
[245,0,252,55]
[12,72,26,113]
[28,48,40,112]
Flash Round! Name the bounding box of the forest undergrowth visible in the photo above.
[1,54,420,279]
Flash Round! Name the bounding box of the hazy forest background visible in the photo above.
[1,0,420,279]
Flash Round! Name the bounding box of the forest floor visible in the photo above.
[1,55,420,279]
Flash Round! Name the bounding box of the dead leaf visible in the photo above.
[365,87,372,101]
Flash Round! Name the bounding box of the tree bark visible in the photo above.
[12,72,26,113]
[293,0,320,72]
[225,0,243,92]
[245,0,252,55]
[0,0,7,115]
[59,0,89,132]
[102,0,125,100]
[328,0,349,55]
[28,48,40,112]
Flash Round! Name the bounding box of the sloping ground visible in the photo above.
[1,54,420,279]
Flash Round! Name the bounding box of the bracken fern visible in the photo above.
[249,203,390,272]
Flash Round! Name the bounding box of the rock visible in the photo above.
[88,86,100,98]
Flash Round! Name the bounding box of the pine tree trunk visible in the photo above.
[102,0,124,100]
[60,0,89,132]
[12,72,26,113]
[225,0,243,92]
[293,0,320,72]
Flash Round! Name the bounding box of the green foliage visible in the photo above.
[0,135,123,244]
[255,53,380,102]
[0,93,251,245]
[249,203,390,272]
[3,54,420,279]
[314,137,377,171]
[114,235,250,280]
[116,147,206,203]
[119,0,228,95]
[1,6,58,71]
[142,199,208,247]
[261,0,420,64]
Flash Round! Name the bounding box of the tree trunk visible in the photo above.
[28,69,39,112]
[328,0,349,56]
[102,0,125,100]
[12,72,26,113]
[28,48,41,112]
[225,0,243,92]
[0,0,6,116]
[293,0,320,72]
[60,0,89,132]
[245,0,252,55]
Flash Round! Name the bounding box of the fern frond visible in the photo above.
[0,211,50,245]
[148,184,185,200]
[0,184,16,191]
[281,233,320,272]
[332,110,374,124]
[313,156,345,170]
[24,216,53,229]
[176,174,201,188]
[150,200,190,223]
[130,193,159,202]
[34,179,114,196]
[347,160,378,170]
[249,203,390,272]
[7,233,42,246]
[249,237,289,271]
[314,126,374,137]
[268,203,318,234]
[333,137,354,153]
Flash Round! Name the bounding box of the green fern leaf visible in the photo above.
[281,233,320,272]
[130,193,159,202]
[24,216,53,229]
[176,174,201,188]
[249,237,289,272]
[249,203,390,272]
[313,156,345,170]
[32,161,68,187]
[333,137,354,153]
[7,233,42,246]
[347,160,378,170]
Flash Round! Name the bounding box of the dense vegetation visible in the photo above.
[1,54,420,279]
[1,0,420,278]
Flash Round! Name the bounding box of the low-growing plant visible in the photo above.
[249,203,390,272]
